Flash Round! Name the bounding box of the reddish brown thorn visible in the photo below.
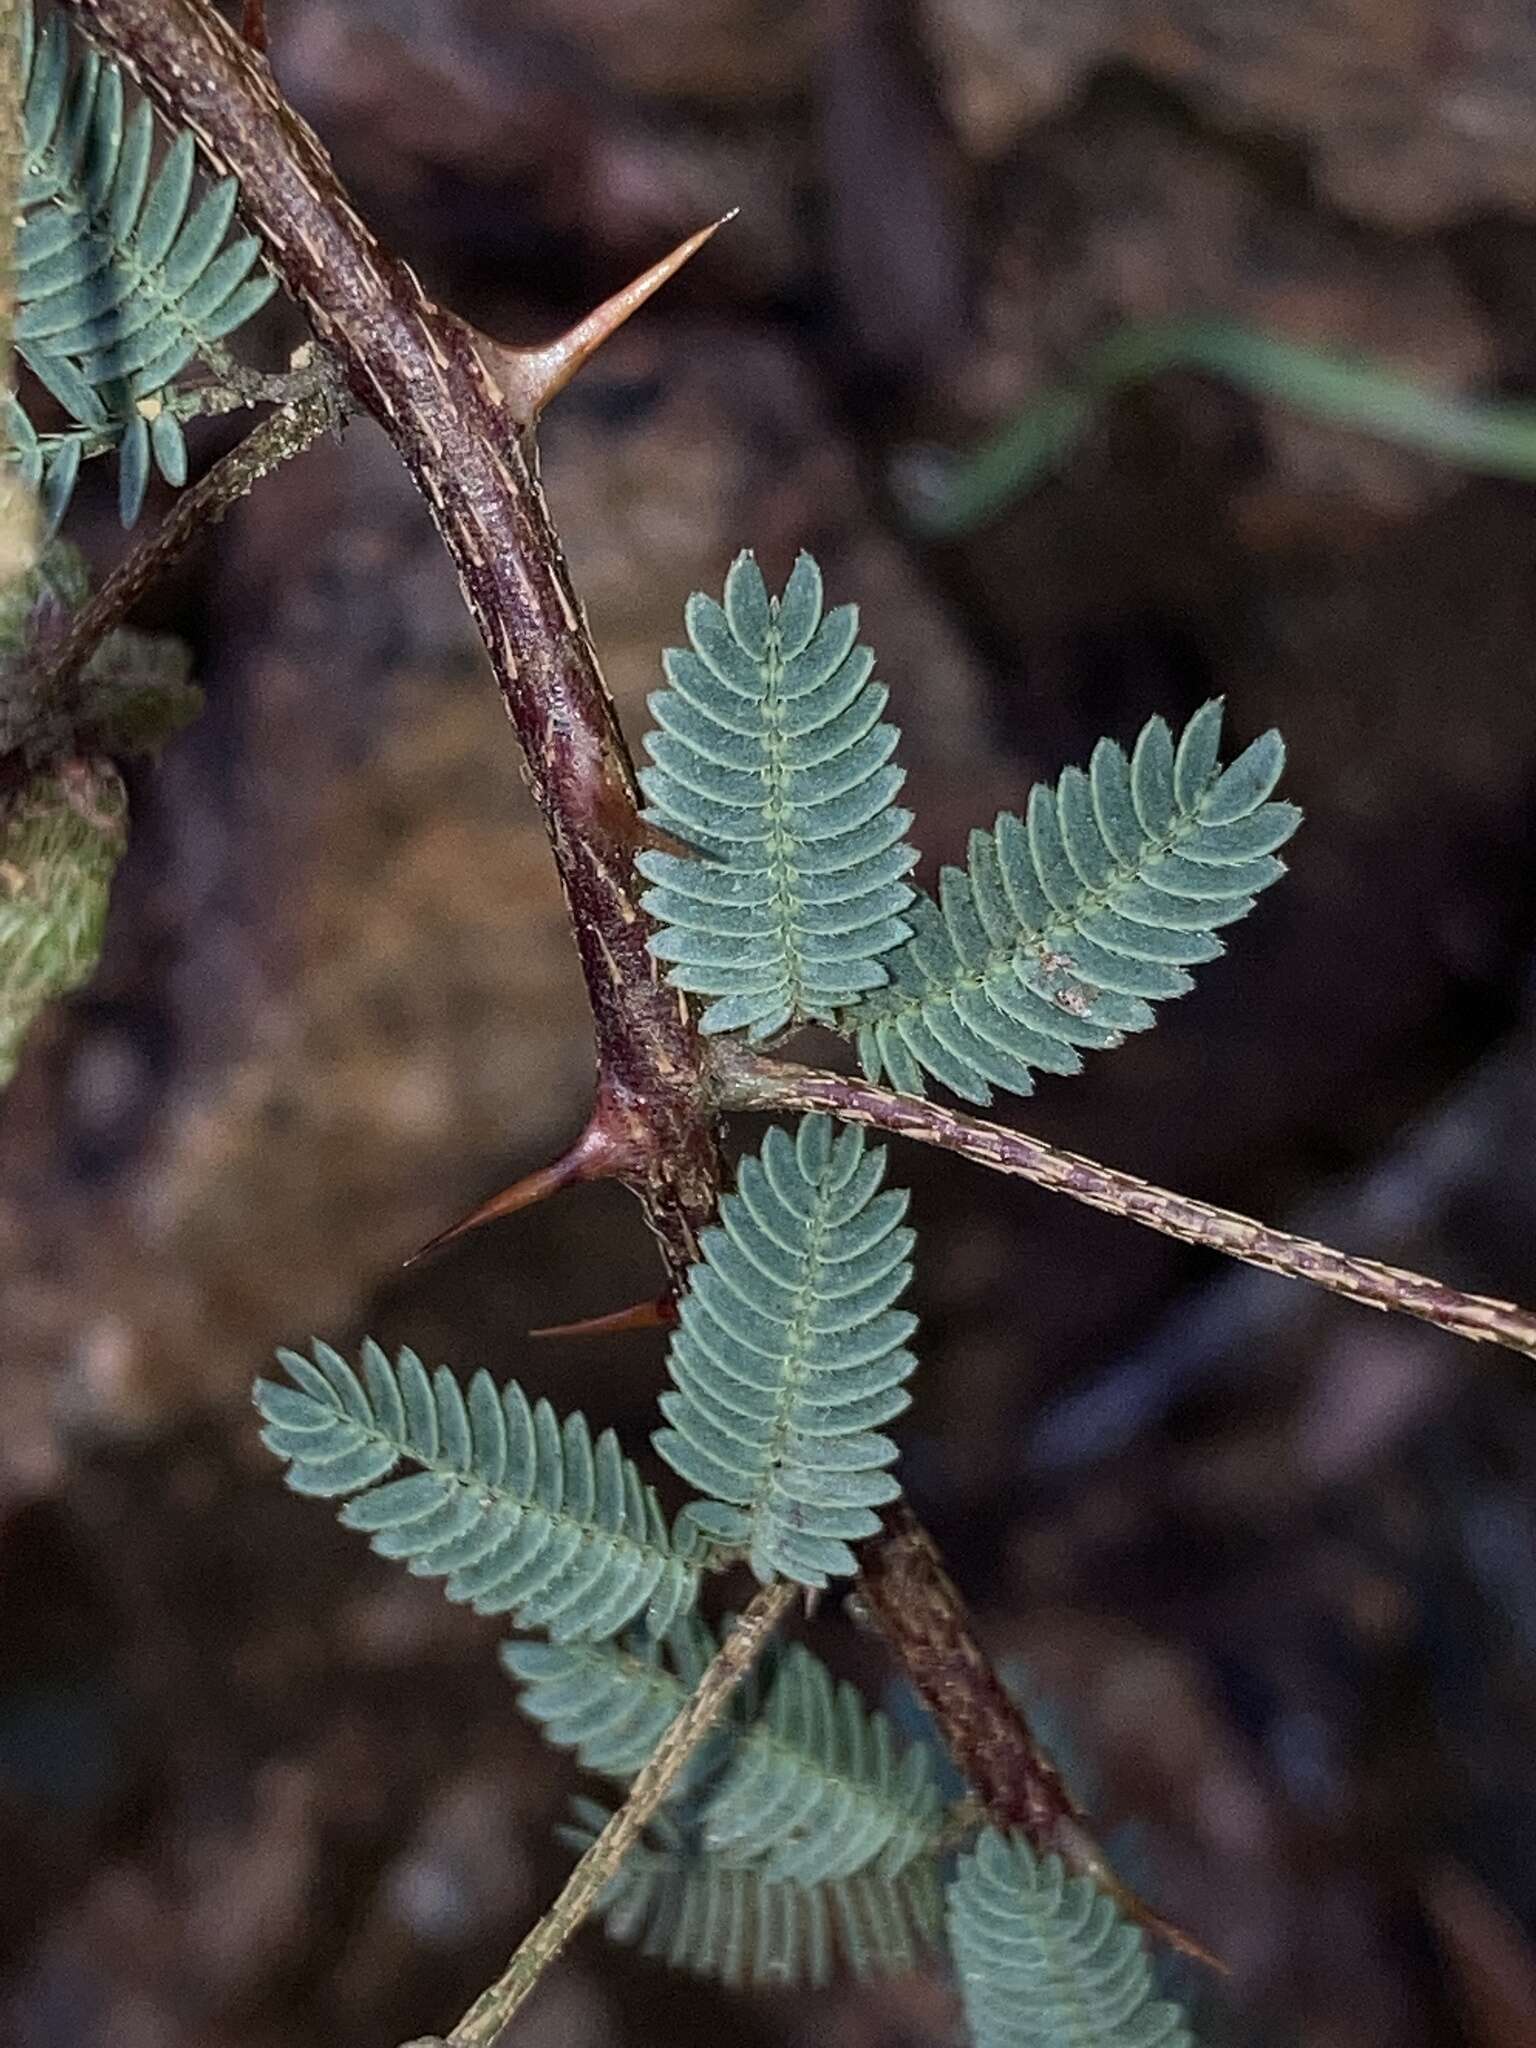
[637,816,705,863]
[1055,1820,1225,1973]
[475,214,735,427]
[531,1294,679,1341]
[240,0,268,53]
[404,1118,627,1267]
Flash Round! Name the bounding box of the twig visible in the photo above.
[857,1505,1219,1969]
[41,384,344,695]
[715,1048,1536,1363]
[444,1581,794,2047]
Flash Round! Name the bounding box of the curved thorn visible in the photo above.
[531,1295,678,1341]
[404,1119,625,1267]
[476,214,736,426]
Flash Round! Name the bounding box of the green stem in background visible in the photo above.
[716,1047,1536,1365]
[904,315,1536,537]
[438,1581,795,2048]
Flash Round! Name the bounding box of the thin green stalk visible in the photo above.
[907,315,1536,536]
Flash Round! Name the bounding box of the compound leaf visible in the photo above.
[947,1829,1193,2048]
[852,702,1298,1105]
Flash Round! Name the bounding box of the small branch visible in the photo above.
[857,1505,1218,1968]
[717,1049,1536,1363]
[445,1581,795,2047]
[40,384,344,696]
[189,344,333,413]
[58,0,1239,2004]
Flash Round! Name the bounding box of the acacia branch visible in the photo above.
[60,0,1216,2008]
[857,1504,1217,1967]
[716,1047,1536,1362]
[62,0,722,1270]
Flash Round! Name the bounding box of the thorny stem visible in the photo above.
[857,1505,1219,1968]
[42,385,346,698]
[442,1582,795,2048]
[60,0,723,1276]
[65,0,1535,2018]
[715,1048,1536,1363]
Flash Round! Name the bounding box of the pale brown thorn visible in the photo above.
[531,1295,679,1341]
[240,0,268,53]
[404,1120,624,1267]
[476,214,736,426]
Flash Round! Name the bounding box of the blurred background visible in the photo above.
[4,1,1536,2042]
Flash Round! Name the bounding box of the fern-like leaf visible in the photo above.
[560,1800,946,1990]
[947,1830,1193,2048]
[652,1114,917,1587]
[502,1622,943,1884]
[13,3,277,528]
[635,551,918,1039]
[851,701,1298,1104]
[253,1341,702,1641]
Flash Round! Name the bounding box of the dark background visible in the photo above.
[4,2,1536,2042]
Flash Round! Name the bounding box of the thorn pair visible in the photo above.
[472,214,736,430]
[403,1113,678,1345]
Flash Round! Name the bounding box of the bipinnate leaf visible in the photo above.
[11,3,279,529]
[947,1829,1193,2048]
[502,1621,943,1886]
[560,1798,945,1989]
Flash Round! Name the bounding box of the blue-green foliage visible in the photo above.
[636,552,917,1039]
[251,544,1290,2041]
[948,1830,1192,2048]
[503,1620,943,1884]
[854,702,1298,1104]
[254,1341,702,1640]
[9,3,278,529]
[560,1798,946,1989]
[653,1115,917,1587]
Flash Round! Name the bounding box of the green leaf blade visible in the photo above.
[254,1341,701,1642]
[654,1116,917,1589]
[947,1829,1195,2048]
